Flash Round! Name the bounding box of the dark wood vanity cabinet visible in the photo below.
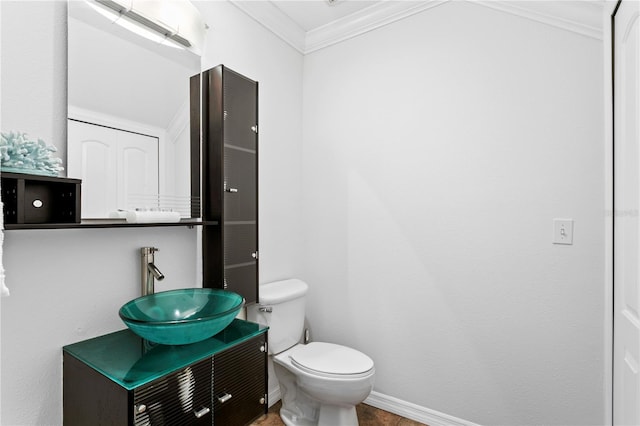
[201,65,259,304]
[63,320,268,426]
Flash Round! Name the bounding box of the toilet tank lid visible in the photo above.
[259,279,308,304]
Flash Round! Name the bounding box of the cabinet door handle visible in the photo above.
[217,393,233,403]
[194,407,211,418]
[225,187,238,193]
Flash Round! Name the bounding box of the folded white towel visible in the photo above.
[108,210,128,219]
[125,210,181,224]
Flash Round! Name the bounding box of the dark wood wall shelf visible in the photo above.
[3,219,217,230]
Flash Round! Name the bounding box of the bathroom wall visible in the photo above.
[301,2,605,425]
[194,0,305,285]
[0,1,303,424]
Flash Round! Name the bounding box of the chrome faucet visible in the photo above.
[141,247,164,296]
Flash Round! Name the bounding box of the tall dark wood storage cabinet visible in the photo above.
[201,65,258,304]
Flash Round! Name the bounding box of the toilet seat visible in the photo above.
[289,342,374,379]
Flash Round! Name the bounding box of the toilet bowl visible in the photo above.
[275,342,375,425]
[247,279,375,426]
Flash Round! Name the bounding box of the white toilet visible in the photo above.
[248,279,375,426]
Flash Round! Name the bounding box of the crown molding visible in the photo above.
[475,1,604,41]
[230,0,307,53]
[232,0,604,56]
[305,0,449,54]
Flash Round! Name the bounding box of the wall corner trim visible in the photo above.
[364,391,481,426]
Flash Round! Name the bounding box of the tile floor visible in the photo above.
[250,401,426,426]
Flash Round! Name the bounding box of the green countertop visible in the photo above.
[63,319,267,390]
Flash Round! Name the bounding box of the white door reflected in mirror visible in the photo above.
[68,120,159,218]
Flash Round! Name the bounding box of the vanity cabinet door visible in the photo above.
[213,335,268,425]
[133,358,213,425]
[202,65,259,304]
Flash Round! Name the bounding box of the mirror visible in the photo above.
[67,1,200,219]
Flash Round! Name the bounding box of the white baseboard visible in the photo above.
[268,387,282,408]
[267,387,477,426]
[364,391,480,426]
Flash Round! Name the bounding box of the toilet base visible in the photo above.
[280,408,316,426]
[279,404,358,426]
[318,404,358,426]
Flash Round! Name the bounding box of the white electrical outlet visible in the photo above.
[553,219,574,245]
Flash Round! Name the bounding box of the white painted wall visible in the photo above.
[1,228,199,425]
[0,1,67,166]
[301,2,605,425]
[193,0,305,285]
[0,1,303,424]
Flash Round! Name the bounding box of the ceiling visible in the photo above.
[230,0,606,55]
[272,1,382,32]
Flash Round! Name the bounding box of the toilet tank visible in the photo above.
[247,279,308,354]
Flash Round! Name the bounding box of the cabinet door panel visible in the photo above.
[214,336,267,425]
[224,223,257,266]
[134,358,212,425]
[223,70,257,152]
[225,263,258,304]
[224,147,256,222]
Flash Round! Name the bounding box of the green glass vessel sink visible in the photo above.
[119,288,245,345]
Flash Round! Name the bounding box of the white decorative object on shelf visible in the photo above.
[0,131,64,177]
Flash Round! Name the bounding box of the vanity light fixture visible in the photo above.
[87,0,206,53]
[87,2,180,48]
